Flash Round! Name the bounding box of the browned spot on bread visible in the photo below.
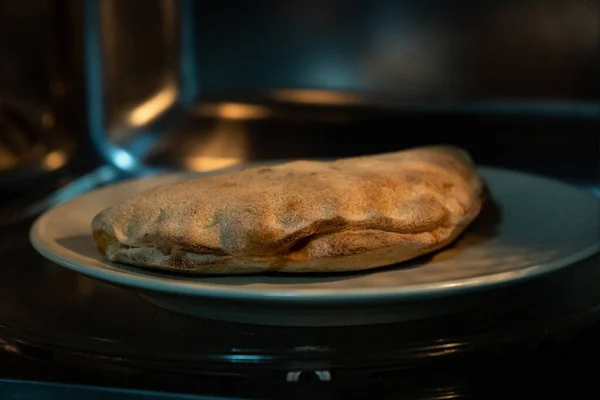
[92,230,114,255]
[168,252,194,270]
[285,199,303,213]
[268,259,288,271]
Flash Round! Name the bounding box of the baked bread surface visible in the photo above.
[91,146,485,274]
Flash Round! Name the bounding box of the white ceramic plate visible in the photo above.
[30,167,600,326]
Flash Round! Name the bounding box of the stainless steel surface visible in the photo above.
[0,1,78,186]
[0,379,230,400]
[30,167,600,326]
[82,0,195,171]
[192,1,600,98]
[2,0,599,174]
[85,0,600,171]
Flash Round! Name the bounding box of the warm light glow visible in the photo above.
[0,147,18,169]
[2,344,18,354]
[270,89,364,105]
[41,112,55,129]
[42,150,67,170]
[128,84,177,126]
[184,156,243,172]
[195,102,272,120]
[183,127,249,172]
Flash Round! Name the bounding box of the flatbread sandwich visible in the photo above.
[92,146,485,274]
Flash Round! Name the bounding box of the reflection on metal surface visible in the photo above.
[0,379,224,400]
[184,156,243,172]
[0,104,39,171]
[0,147,18,170]
[111,148,137,170]
[270,89,364,105]
[431,388,462,400]
[99,0,181,136]
[128,84,177,127]
[430,341,461,356]
[183,126,248,172]
[2,344,19,354]
[474,2,600,98]
[41,112,55,129]
[195,102,272,120]
[42,150,67,171]
[286,370,332,382]
[364,26,455,98]
[584,185,600,199]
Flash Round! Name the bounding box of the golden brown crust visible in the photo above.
[91,145,485,274]
[92,230,112,256]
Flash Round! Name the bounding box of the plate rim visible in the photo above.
[29,166,600,303]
